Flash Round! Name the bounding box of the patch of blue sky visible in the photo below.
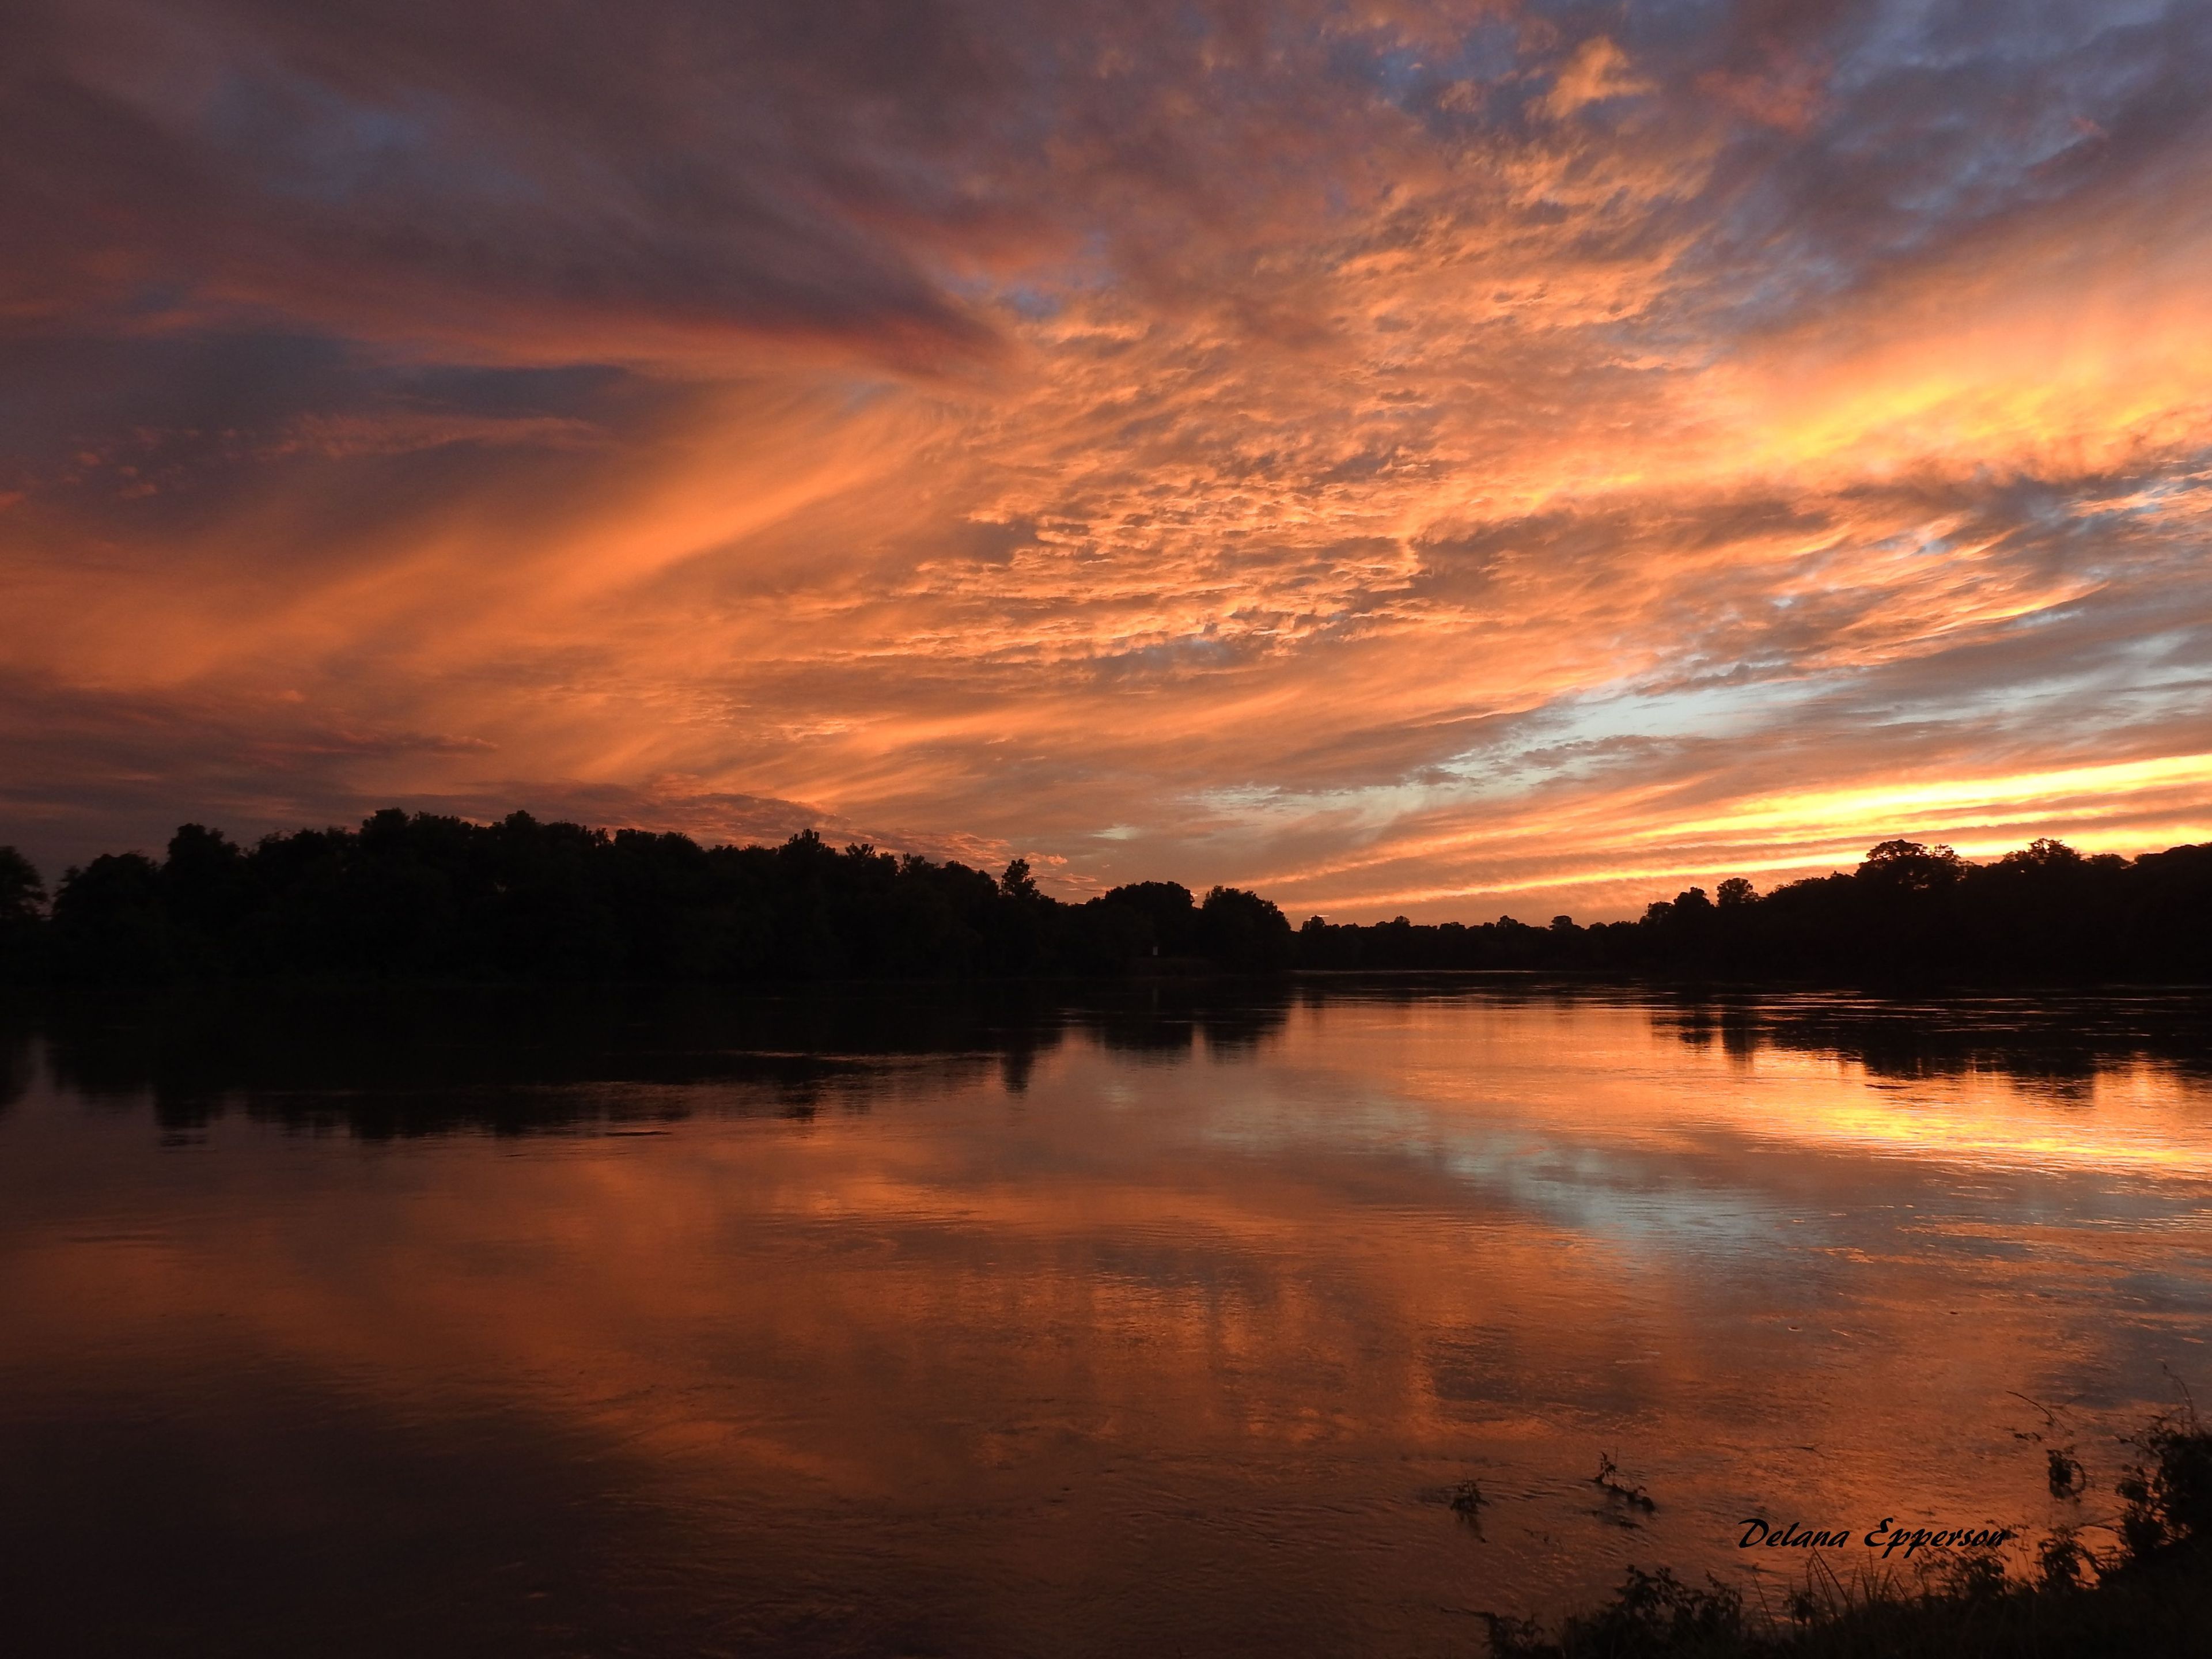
[2077,468,2212,539]
[1173,675,1843,832]
[1837,0,2173,105]
[999,285,1062,321]
[1692,244,1863,334]
[942,233,1115,316]
[1361,42,1430,98]
[1168,778,1431,840]
[1095,633,1245,677]
[1615,0,1740,52]
[1327,16,1521,113]
[1183,781,1309,824]
[1912,626,2212,730]
[1437,676,1840,786]
[210,70,545,211]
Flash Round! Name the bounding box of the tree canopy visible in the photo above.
[0,817,2204,986]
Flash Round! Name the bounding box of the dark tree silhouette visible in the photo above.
[51,853,175,983]
[1094,880,1200,960]
[0,845,46,983]
[2,817,2206,985]
[1196,885,1294,971]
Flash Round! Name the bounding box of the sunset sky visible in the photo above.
[5,0,2210,919]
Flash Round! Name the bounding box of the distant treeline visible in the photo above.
[0,811,2207,985]
[1302,836,2212,983]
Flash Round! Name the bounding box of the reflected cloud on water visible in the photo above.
[1,979,2209,1657]
[6,976,2211,1139]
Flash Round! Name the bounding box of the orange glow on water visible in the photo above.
[4,991,2207,1647]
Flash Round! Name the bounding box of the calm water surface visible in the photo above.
[3,981,2210,1657]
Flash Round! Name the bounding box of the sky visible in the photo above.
[4,0,2210,920]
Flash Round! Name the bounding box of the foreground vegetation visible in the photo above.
[0,810,2207,983]
[1487,1411,2212,1658]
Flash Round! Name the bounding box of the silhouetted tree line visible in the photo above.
[0,810,1294,984]
[0,815,2205,985]
[1300,836,2212,982]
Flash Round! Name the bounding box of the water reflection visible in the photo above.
[1655,989,2212,1089]
[1,981,2209,1657]
[17,978,2212,1137]
[17,982,1301,1134]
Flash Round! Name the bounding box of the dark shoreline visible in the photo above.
[1484,1411,2212,1657]
[2,814,2209,989]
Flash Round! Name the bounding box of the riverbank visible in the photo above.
[1485,1414,2212,1657]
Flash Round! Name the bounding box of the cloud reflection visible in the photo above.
[5,988,2209,1652]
